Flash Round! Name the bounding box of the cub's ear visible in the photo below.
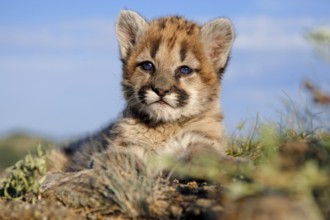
[201,18,235,73]
[116,10,148,59]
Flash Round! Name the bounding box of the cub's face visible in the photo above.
[116,11,234,124]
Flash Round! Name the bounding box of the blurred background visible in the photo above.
[0,0,329,169]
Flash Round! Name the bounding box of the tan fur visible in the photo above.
[63,10,235,171]
[47,149,70,172]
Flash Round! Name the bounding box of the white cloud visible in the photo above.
[1,16,324,53]
[0,19,117,50]
[233,16,323,51]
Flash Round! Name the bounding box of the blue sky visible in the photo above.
[0,1,329,140]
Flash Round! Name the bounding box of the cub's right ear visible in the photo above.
[201,18,235,74]
[116,10,148,59]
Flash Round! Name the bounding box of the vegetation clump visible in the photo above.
[0,146,47,199]
[0,98,330,219]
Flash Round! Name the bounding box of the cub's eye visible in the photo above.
[179,66,193,75]
[139,61,154,72]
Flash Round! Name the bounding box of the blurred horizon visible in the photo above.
[1,0,330,141]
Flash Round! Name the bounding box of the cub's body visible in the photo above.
[64,10,234,171]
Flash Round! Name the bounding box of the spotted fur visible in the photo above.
[63,10,235,171]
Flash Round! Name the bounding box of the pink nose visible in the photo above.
[152,87,169,97]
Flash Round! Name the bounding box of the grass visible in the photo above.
[0,146,47,199]
[0,96,329,219]
[91,151,169,218]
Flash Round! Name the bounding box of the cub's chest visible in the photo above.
[112,118,181,149]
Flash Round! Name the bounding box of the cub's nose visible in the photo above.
[151,86,169,97]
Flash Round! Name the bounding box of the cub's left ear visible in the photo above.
[116,10,149,60]
[201,18,235,72]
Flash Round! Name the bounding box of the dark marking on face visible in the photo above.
[170,16,181,23]
[179,40,188,62]
[137,85,151,104]
[122,83,135,100]
[207,95,215,102]
[176,23,182,31]
[167,34,177,49]
[174,72,181,81]
[150,37,161,59]
[158,19,166,29]
[173,86,189,107]
[186,23,197,35]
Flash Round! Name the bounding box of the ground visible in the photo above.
[1,87,330,220]
[0,121,329,219]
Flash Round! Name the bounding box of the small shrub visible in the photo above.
[0,146,47,199]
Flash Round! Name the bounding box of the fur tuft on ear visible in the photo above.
[201,18,235,72]
[116,10,148,59]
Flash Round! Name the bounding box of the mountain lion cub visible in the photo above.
[62,10,235,171]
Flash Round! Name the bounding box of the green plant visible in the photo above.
[227,117,263,162]
[0,146,48,199]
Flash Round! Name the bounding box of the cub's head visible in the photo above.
[116,10,234,124]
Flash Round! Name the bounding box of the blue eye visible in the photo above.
[179,66,193,75]
[140,61,154,72]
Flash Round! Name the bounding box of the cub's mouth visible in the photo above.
[152,99,166,105]
[132,84,194,122]
[150,99,174,108]
[137,85,189,109]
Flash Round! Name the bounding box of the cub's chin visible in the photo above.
[146,102,183,123]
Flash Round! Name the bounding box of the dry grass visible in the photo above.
[0,94,329,219]
[91,151,170,218]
